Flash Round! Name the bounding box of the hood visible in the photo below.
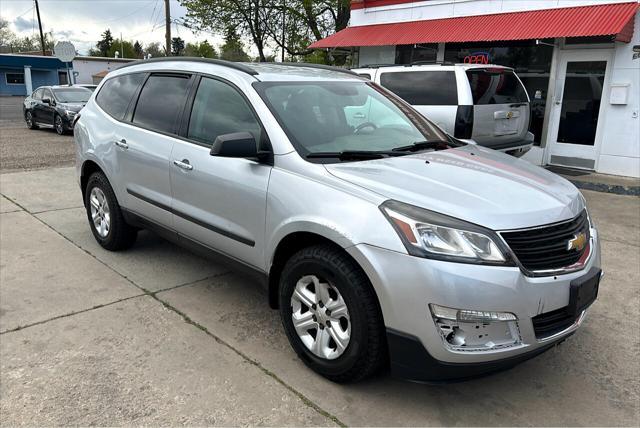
[58,102,85,112]
[325,145,583,231]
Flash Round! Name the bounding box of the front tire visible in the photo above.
[84,172,137,251]
[54,114,65,135]
[25,111,38,129]
[279,244,387,383]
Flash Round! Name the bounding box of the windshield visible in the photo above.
[53,88,92,103]
[254,81,451,160]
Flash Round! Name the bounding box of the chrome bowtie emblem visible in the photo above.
[506,111,514,119]
[567,232,587,252]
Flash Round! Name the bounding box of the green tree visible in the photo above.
[107,40,135,58]
[144,41,164,58]
[171,37,185,56]
[184,40,217,58]
[96,29,114,56]
[133,40,144,58]
[219,27,250,62]
[180,0,274,62]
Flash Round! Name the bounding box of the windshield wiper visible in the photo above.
[306,150,404,160]
[391,140,454,153]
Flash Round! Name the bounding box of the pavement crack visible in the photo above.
[0,294,146,335]
[12,205,343,426]
[151,295,347,428]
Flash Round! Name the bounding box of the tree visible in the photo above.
[184,40,217,58]
[107,40,135,58]
[133,40,144,58]
[96,29,114,56]
[171,37,185,56]
[219,27,250,62]
[180,0,276,62]
[144,42,164,58]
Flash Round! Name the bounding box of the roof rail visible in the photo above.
[117,57,259,76]
[354,64,397,69]
[269,62,358,76]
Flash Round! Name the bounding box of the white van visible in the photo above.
[352,63,535,156]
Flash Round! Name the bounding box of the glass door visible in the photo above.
[546,49,612,170]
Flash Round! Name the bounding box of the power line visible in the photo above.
[91,0,156,26]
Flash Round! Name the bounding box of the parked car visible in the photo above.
[75,58,601,383]
[74,84,98,92]
[23,85,92,135]
[352,63,535,157]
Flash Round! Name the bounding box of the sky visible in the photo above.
[0,0,228,55]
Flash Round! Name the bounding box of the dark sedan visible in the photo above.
[23,86,92,135]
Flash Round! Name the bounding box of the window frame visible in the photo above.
[129,72,195,137]
[94,71,148,121]
[31,88,43,100]
[178,74,272,155]
[5,72,25,85]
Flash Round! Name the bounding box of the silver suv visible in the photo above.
[352,64,535,157]
[75,58,601,383]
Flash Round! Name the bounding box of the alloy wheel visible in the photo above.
[290,274,351,360]
[55,116,63,134]
[25,111,33,127]
[89,187,111,238]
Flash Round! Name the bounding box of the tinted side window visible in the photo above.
[32,88,42,100]
[466,70,528,105]
[132,74,190,134]
[187,77,262,146]
[96,73,145,120]
[379,71,458,105]
[43,89,53,101]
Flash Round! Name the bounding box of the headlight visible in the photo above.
[380,200,513,265]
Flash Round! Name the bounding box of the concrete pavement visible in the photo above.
[1,166,639,426]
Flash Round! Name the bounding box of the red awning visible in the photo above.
[309,2,639,48]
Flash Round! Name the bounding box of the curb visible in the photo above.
[567,179,640,196]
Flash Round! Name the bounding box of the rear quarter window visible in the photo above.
[379,71,458,105]
[95,73,145,120]
[466,69,528,105]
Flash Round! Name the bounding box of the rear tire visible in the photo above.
[279,244,387,383]
[25,111,38,129]
[84,172,137,251]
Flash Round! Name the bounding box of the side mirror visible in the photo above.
[42,97,51,105]
[210,132,262,159]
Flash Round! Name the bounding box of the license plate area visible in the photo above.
[569,267,601,316]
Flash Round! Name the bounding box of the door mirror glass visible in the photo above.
[42,97,51,105]
[210,132,258,158]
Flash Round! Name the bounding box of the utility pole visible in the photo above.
[281,1,285,62]
[121,32,124,58]
[34,0,46,56]
[164,0,171,56]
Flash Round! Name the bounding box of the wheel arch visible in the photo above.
[267,231,383,322]
[80,159,106,204]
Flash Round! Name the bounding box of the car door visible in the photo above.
[26,88,42,118]
[34,88,55,124]
[117,73,194,227]
[170,75,272,269]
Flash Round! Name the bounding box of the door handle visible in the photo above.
[114,139,128,149]
[173,159,193,171]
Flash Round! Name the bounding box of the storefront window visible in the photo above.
[395,44,438,65]
[445,41,554,145]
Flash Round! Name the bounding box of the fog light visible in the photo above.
[429,304,521,351]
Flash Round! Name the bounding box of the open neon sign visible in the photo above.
[464,51,491,64]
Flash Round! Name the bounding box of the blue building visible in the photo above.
[0,54,72,96]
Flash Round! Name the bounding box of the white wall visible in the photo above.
[72,58,133,84]
[351,0,638,26]
[595,12,640,177]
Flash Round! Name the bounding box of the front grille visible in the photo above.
[532,306,576,339]
[500,211,589,272]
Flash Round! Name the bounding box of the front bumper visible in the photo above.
[346,227,600,381]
